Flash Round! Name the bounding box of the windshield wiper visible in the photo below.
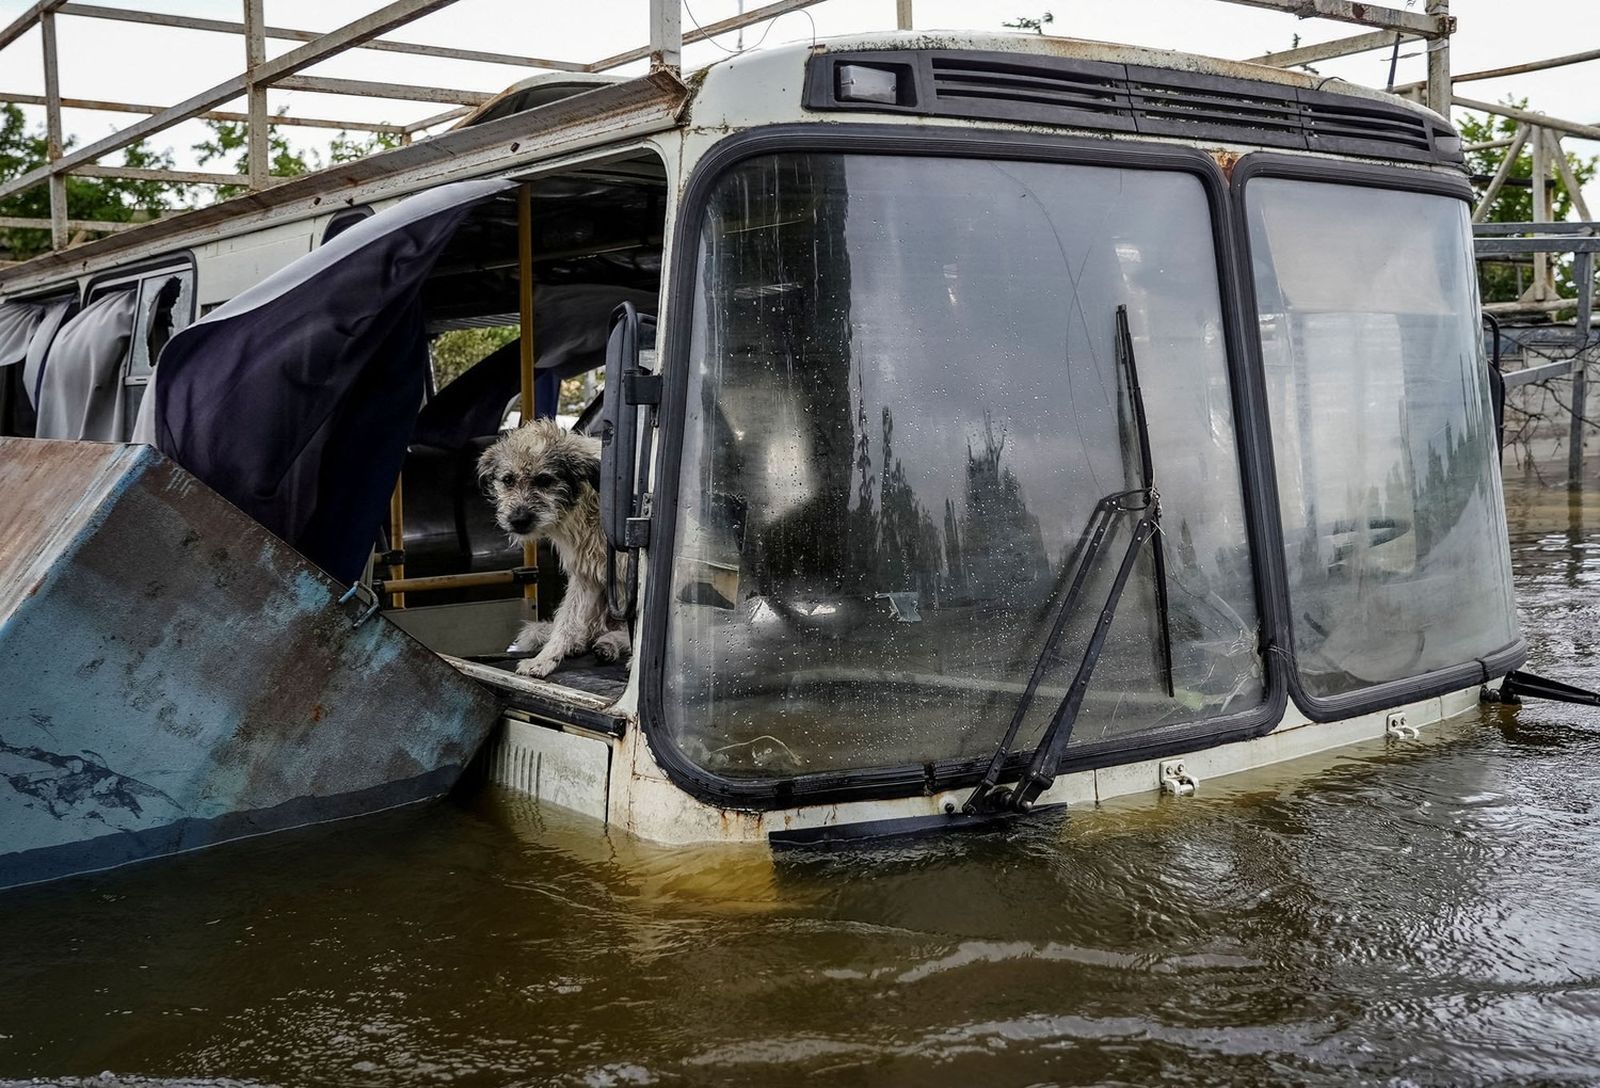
[962,305,1175,816]
[962,486,1155,813]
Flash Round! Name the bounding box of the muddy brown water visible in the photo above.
[3,474,1599,1088]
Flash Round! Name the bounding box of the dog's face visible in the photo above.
[479,420,600,541]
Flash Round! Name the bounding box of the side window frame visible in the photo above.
[83,252,197,440]
[1228,152,1526,723]
[321,205,374,246]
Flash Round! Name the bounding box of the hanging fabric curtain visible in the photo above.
[155,176,514,585]
[34,290,137,442]
[0,301,44,437]
[0,302,43,370]
[23,298,76,409]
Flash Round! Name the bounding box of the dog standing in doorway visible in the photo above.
[479,419,629,678]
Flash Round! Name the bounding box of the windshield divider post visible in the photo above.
[1011,513,1160,812]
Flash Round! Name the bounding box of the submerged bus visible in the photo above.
[0,31,1522,857]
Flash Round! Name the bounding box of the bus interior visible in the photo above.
[0,148,670,707]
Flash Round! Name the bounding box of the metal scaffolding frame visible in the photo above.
[0,0,1456,256]
[0,0,852,251]
[1453,81,1600,481]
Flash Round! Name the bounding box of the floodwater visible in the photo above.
[3,474,1600,1088]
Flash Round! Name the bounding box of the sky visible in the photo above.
[0,0,1596,208]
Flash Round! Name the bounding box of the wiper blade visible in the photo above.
[1116,303,1175,699]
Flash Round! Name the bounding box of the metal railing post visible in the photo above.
[649,0,681,73]
[1531,126,1550,302]
[1570,355,1587,485]
[40,8,67,250]
[1424,0,1450,116]
[1574,250,1595,487]
[244,0,268,192]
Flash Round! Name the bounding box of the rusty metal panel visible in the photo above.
[0,439,146,620]
[0,437,500,889]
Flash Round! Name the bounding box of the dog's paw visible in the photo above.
[515,655,559,679]
[508,620,554,654]
[591,630,631,664]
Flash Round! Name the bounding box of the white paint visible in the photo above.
[191,220,317,306]
[485,717,611,822]
[484,684,1490,846]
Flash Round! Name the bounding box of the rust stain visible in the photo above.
[1211,148,1242,179]
[311,704,325,723]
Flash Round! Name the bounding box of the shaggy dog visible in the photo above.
[479,419,629,678]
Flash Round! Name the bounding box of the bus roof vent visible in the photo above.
[1123,65,1304,146]
[1299,95,1438,156]
[928,54,1135,131]
[804,50,1463,168]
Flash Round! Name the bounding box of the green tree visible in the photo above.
[193,119,403,199]
[191,119,314,200]
[327,129,404,164]
[0,103,188,262]
[1,107,406,262]
[1458,100,1598,304]
[430,326,517,390]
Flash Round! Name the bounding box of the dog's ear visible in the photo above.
[476,441,504,492]
[551,440,601,498]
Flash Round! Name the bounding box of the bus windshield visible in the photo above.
[657,151,1266,789]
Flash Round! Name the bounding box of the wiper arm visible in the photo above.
[963,487,1151,815]
[1009,502,1160,811]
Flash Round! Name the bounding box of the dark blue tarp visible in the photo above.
[155,177,513,585]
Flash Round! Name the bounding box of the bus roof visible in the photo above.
[0,30,1453,296]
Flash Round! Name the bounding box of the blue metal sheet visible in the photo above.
[0,437,501,889]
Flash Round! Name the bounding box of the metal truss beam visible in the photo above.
[1222,0,1449,39]
[54,3,587,72]
[1245,28,1416,68]
[0,0,460,204]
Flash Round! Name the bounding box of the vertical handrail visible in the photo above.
[388,476,407,609]
[517,182,540,611]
